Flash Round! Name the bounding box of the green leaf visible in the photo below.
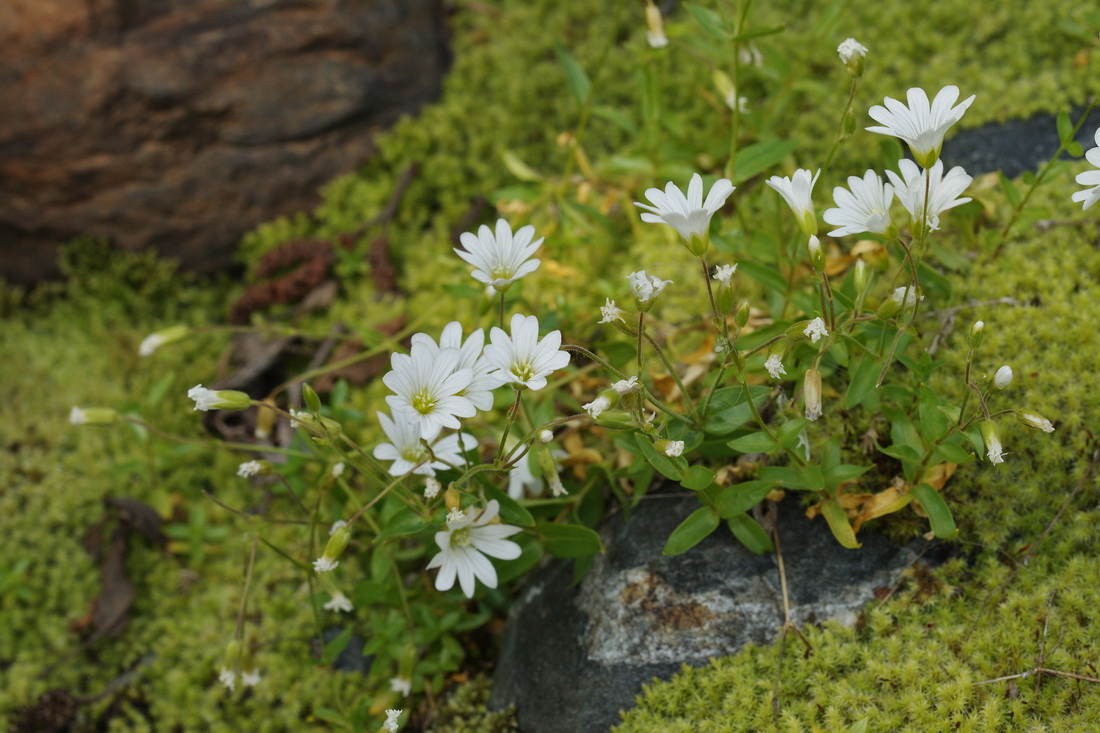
[998,171,1021,207]
[844,356,881,409]
[704,385,770,435]
[375,508,426,540]
[879,443,923,465]
[663,507,720,556]
[714,480,775,517]
[777,418,809,448]
[911,483,958,538]
[820,499,861,549]
[538,523,604,558]
[684,3,730,40]
[502,150,543,182]
[933,440,975,465]
[918,386,950,443]
[797,464,826,492]
[1056,109,1074,145]
[758,466,810,491]
[484,483,536,527]
[591,105,637,135]
[554,41,591,105]
[730,23,786,42]
[727,431,777,453]
[824,463,871,486]
[680,465,717,491]
[634,432,687,480]
[732,139,799,184]
[727,513,773,554]
[1066,140,1084,158]
[321,625,354,665]
[737,260,789,296]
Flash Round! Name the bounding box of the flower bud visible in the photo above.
[654,439,684,457]
[876,297,901,320]
[594,409,639,430]
[138,325,189,357]
[1016,411,1055,433]
[314,524,351,572]
[644,0,669,49]
[836,38,867,78]
[968,320,985,349]
[807,235,825,272]
[735,301,751,328]
[993,365,1013,390]
[539,429,554,444]
[188,385,251,411]
[853,259,869,293]
[444,487,462,511]
[302,383,322,413]
[69,406,118,426]
[981,422,1004,465]
[803,368,823,421]
[583,390,618,420]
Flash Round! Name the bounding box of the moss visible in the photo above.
[427,674,516,733]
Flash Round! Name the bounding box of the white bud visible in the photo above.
[993,365,1013,389]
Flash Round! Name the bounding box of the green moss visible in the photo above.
[427,674,516,733]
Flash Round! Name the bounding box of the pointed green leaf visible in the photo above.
[537,522,604,558]
[820,499,861,549]
[484,482,536,527]
[732,139,799,183]
[684,3,730,40]
[845,356,881,409]
[634,432,687,480]
[998,171,1021,207]
[704,385,771,435]
[663,507,720,556]
[680,465,717,491]
[321,626,354,665]
[714,480,775,517]
[376,507,426,540]
[727,513,773,554]
[554,41,591,105]
[777,418,809,448]
[911,483,958,538]
[727,431,777,454]
[1056,109,1074,145]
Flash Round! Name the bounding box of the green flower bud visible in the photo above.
[302,383,322,414]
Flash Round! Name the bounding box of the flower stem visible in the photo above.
[495,390,525,465]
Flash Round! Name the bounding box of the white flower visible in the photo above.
[323,592,354,613]
[886,159,972,234]
[804,368,823,421]
[645,1,668,48]
[288,408,308,429]
[739,44,762,67]
[313,556,338,573]
[331,462,345,478]
[890,286,923,307]
[241,668,261,687]
[765,169,820,236]
[765,354,786,379]
[803,317,829,344]
[583,394,612,419]
[823,170,895,237]
[139,333,167,357]
[382,342,476,439]
[634,173,735,254]
[600,298,625,324]
[411,322,500,412]
[627,270,673,304]
[329,520,347,536]
[867,85,975,168]
[713,263,737,287]
[483,314,570,391]
[994,365,1013,389]
[424,477,442,499]
[237,460,262,478]
[426,500,522,598]
[218,667,236,692]
[506,448,568,499]
[70,407,87,425]
[446,507,467,525]
[1018,412,1055,433]
[187,385,221,411]
[612,376,640,395]
[390,677,412,697]
[1072,127,1100,210]
[373,411,474,476]
[662,440,685,457]
[837,38,867,65]
[549,474,567,497]
[454,219,542,291]
[383,709,403,732]
[986,434,1004,464]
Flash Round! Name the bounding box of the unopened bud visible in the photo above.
[837,38,867,78]
[539,429,554,444]
[138,325,189,357]
[981,422,1004,465]
[594,409,639,430]
[803,368,823,421]
[302,383,322,413]
[188,385,251,412]
[993,365,1013,390]
[735,301,751,328]
[69,406,118,426]
[654,439,685,458]
[968,321,985,349]
[444,487,462,511]
[644,1,669,49]
[314,524,351,573]
[1016,411,1055,433]
[853,259,868,292]
[807,235,825,271]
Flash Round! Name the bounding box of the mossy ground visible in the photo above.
[2,0,1099,731]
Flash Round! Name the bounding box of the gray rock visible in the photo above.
[491,495,930,733]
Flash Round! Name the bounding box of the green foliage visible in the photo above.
[429,674,517,733]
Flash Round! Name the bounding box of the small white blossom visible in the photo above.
[804,368,823,421]
[739,44,762,67]
[803,317,829,344]
[886,159,972,234]
[427,500,522,598]
[765,354,786,380]
[583,394,612,420]
[383,342,477,439]
[663,440,685,457]
[288,408,308,429]
[600,298,625,324]
[329,520,347,536]
[890,286,924,307]
[446,507,467,526]
[627,270,673,304]
[837,38,867,65]
[713,263,737,287]
[994,365,1013,389]
[424,477,442,499]
[70,407,88,425]
[383,709,403,732]
[766,169,820,236]
[138,332,167,357]
[331,462,345,478]
[187,385,221,411]
[241,668,261,687]
[823,170,895,237]
[867,85,976,168]
[411,322,501,412]
[218,667,236,692]
[507,449,566,499]
[644,1,668,48]
[1072,127,1100,210]
[313,556,338,573]
[1018,412,1055,433]
[483,314,571,391]
[390,677,412,697]
[373,410,474,477]
[323,592,354,613]
[237,460,263,478]
[454,219,542,291]
[549,474,567,497]
[612,376,640,395]
[986,435,1004,464]
[634,174,735,253]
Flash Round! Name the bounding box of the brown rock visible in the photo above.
[0,0,450,284]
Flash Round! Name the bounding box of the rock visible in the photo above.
[491,495,934,733]
[0,0,450,285]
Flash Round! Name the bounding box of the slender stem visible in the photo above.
[957,349,975,427]
[564,344,628,380]
[233,539,259,640]
[700,257,722,331]
[498,290,506,330]
[495,390,525,465]
[642,330,697,417]
[637,312,645,370]
[821,76,860,172]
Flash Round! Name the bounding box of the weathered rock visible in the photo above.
[491,495,934,733]
[0,0,450,284]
